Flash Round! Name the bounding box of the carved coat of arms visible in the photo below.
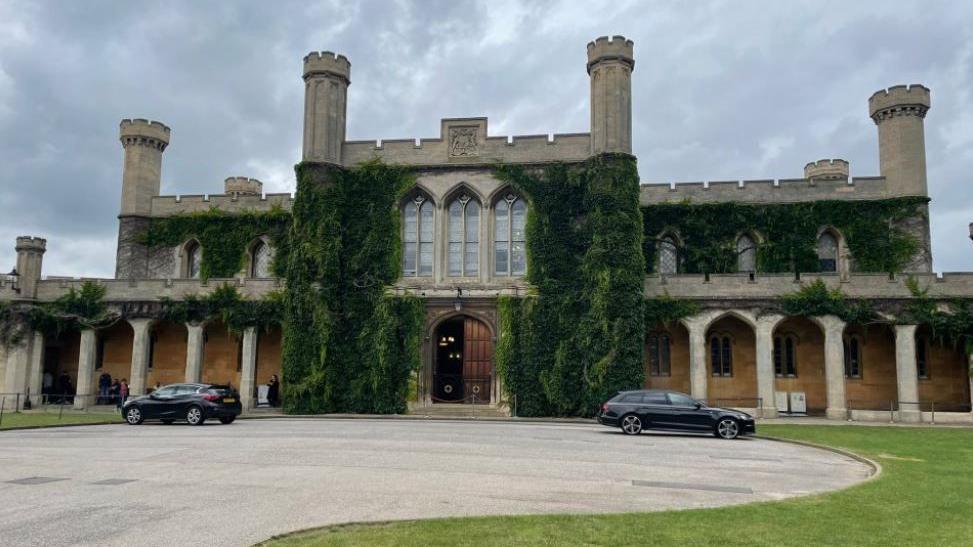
[448,127,478,157]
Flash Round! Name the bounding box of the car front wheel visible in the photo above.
[124,406,143,425]
[620,414,643,435]
[715,418,740,439]
[186,405,206,426]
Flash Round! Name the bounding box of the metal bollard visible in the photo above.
[931,401,936,425]
[0,396,5,426]
[890,400,895,423]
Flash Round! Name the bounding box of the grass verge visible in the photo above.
[261,425,973,546]
[0,411,123,430]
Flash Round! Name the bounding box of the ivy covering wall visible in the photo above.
[140,207,291,280]
[280,161,424,414]
[642,197,928,274]
[495,154,646,417]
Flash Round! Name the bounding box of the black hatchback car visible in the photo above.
[122,383,242,426]
[598,389,755,439]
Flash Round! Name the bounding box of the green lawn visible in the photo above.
[262,425,973,547]
[0,411,123,430]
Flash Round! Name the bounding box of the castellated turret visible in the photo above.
[225,176,263,195]
[14,236,46,300]
[119,118,170,216]
[869,84,931,197]
[804,159,849,182]
[302,51,350,164]
[587,35,634,155]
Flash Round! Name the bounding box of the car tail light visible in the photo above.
[600,403,609,414]
[202,394,220,402]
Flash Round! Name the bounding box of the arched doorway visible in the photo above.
[432,316,493,404]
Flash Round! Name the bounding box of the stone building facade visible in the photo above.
[1,35,971,422]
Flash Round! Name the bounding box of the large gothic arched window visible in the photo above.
[250,240,274,278]
[448,193,480,277]
[403,194,434,277]
[737,234,756,273]
[817,232,838,273]
[494,193,527,276]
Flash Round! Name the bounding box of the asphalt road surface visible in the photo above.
[0,418,872,546]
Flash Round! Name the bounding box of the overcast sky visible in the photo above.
[1,0,971,278]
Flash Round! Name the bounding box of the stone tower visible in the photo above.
[587,35,635,155]
[302,51,350,164]
[116,118,170,279]
[869,84,931,198]
[14,236,46,300]
[869,85,933,272]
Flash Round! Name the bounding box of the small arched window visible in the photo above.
[710,335,732,376]
[773,335,797,376]
[250,241,274,278]
[448,193,480,277]
[737,234,756,273]
[647,332,671,376]
[185,241,202,279]
[659,237,678,275]
[817,232,838,273]
[844,335,862,378]
[494,193,527,276]
[403,194,434,277]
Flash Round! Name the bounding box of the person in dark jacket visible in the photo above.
[98,372,112,404]
[267,375,280,407]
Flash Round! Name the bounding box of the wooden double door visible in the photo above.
[433,316,493,403]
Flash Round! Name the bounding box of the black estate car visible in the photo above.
[598,389,755,439]
[122,383,242,426]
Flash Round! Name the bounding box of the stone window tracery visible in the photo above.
[647,332,671,376]
[710,335,732,376]
[494,193,527,276]
[403,194,434,277]
[185,240,202,279]
[448,193,480,277]
[844,335,862,378]
[773,334,797,376]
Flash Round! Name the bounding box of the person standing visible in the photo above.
[267,375,280,408]
[98,372,112,405]
[117,379,129,410]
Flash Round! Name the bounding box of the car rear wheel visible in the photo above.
[124,406,143,425]
[715,418,740,439]
[186,405,206,426]
[620,414,643,435]
[219,416,236,425]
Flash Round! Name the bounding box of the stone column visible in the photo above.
[755,315,783,418]
[185,323,204,383]
[75,329,97,410]
[815,315,847,420]
[27,331,44,406]
[239,327,258,411]
[128,319,153,396]
[894,324,921,423]
[685,318,708,401]
[3,337,31,410]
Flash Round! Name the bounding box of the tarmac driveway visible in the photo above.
[0,418,872,546]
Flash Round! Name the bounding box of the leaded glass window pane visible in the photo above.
[818,232,838,273]
[660,334,671,375]
[187,243,201,279]
[447,194,480,277]
[737,235,756,273]
[403,242,417,276]
[648,335,660,375]
[251,242,274,278]
[511,242,526,276]
[721,337,732,376]
[494,195,527,277]
[659,238,678,275]
[403,196,433,277]
[495,241,509,275]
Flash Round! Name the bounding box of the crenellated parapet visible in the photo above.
[804,159,849,182]
[119,118,170,151]
[150,192,293,216]
[35,277,282,303]
[868,84,930,122]
[303,51,351,82]
[640,176,888,205]
[342,117,591,166]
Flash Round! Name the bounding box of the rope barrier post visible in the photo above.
[472,392,476,420]
[890,400,895,423]
[0,396,5,426]
[931,401,935,425]
[15,393,20,414]
[58,396,65,420]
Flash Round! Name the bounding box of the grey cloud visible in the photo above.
[1,0,971,278]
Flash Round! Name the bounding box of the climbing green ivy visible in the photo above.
[902,277,973,375]
[642,197,927,274]
[140,207,291,280]
[495,153,645,417]
[644,294,699,326]
[159,284,283,334]
[281,160,424,414]
[779,279,875,324]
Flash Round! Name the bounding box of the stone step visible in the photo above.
[409,404,509,418]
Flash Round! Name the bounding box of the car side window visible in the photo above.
[619,393,643,403]
[667,393,697,407]
[643,392,669,405]
[153,386,177,398]
[175,385,198,396]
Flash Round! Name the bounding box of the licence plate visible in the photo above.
[223,398,236,403]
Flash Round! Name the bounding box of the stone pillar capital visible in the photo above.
[812,314,846,333]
